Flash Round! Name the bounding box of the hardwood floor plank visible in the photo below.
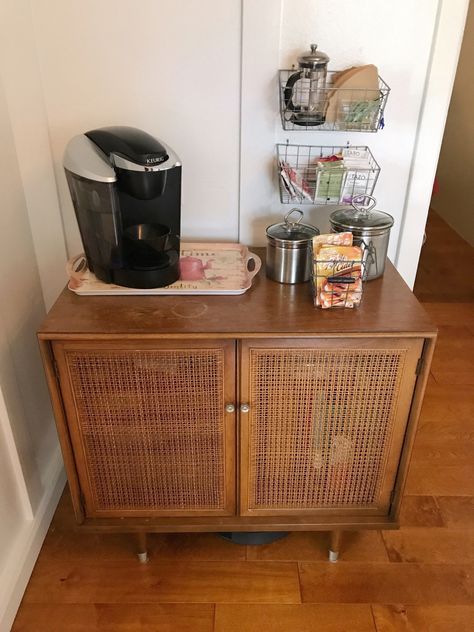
[418,384,474,424]
[245,530,389,562]
[214,603,376,632]
[431,371,474,386]
[405,463,474,496]
[398,496,445,527]
[434,324,474,339]
[433,324,474,346]
[12,603,214,632]
[431,321,474,386]
[44,489,245,562]
[372,604,474,632]
[149,533,248,561]
[416,421,474,445]
[417,417,474,440]
[419,303,474,326]
[411,429,474,466]
[429,326,474,385]
[413,210,474,303]
[38,531,139,563]
[382,528,474,563]
[436,496,474,529]
[298,562,474,604]
[22,560,301,605]
[40,530,246,562]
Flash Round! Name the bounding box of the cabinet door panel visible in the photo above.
[240,338,423,516]
[54,340,236,518]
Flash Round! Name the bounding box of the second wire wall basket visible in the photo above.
[278,143,380,206]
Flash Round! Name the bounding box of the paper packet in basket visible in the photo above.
[312,232,353,258]
[314,244,363,309]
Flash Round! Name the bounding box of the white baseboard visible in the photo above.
[0,446,65,632]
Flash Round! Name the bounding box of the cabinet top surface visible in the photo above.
[38,251,436,338]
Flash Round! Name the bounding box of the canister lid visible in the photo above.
[329,196,394,233]
[266,208,320,244]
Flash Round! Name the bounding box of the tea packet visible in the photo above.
[314,243,363,309]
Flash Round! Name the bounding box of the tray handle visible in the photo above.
[66,253,88,289]
[244,251,262,281]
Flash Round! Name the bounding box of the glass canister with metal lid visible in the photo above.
[329,195,394,280]
[266,208,320,283]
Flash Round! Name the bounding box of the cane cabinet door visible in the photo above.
[240,338,423,516]
[53,339,236,518]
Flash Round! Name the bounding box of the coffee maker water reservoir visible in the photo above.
[64,126,181,288]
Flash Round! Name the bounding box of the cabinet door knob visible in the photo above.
[225,403,235,413]
[240,403,250,413]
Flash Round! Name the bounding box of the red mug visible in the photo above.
[179,256,211,281]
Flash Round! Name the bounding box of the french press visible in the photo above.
[284,44,330,126]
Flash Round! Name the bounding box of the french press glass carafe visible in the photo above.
[284,44,330,126]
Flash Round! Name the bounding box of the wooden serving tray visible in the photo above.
[67,242,261,296]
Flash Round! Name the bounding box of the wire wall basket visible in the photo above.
[278,143,381,206]
[279,70,390,132]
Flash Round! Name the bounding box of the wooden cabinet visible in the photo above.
[240,338,422,517]
[38,254,436,558]
[52,340,236,518]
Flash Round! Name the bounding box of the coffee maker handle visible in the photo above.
[165,234,181,253]
[284,70,303,112]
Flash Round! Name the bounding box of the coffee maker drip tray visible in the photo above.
[114,250,180,289]
[128,249,177,271]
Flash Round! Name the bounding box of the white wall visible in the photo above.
[241,0,439,261]
[0,71,65,631]
[31,0,242,256]
[1,1,67,309]
[0,2,67,629]
[0,395,27,563]
[240,0,468,287]
[395,0,469,285]
[30,0,467,285]
[0,77,54,512]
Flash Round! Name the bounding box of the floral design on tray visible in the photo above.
[67,243,261,296]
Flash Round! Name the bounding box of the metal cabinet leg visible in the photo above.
[329,530,342,562]
[136,532,149,563]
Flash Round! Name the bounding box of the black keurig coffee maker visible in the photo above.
[63,126,181,288]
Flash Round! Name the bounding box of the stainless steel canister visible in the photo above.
[329,195,394,280]
[266,208,320,283]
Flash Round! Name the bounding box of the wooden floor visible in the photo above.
[13,211,474,631]
[414,210,474,303]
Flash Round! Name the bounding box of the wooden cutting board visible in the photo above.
[325,64,379,123]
